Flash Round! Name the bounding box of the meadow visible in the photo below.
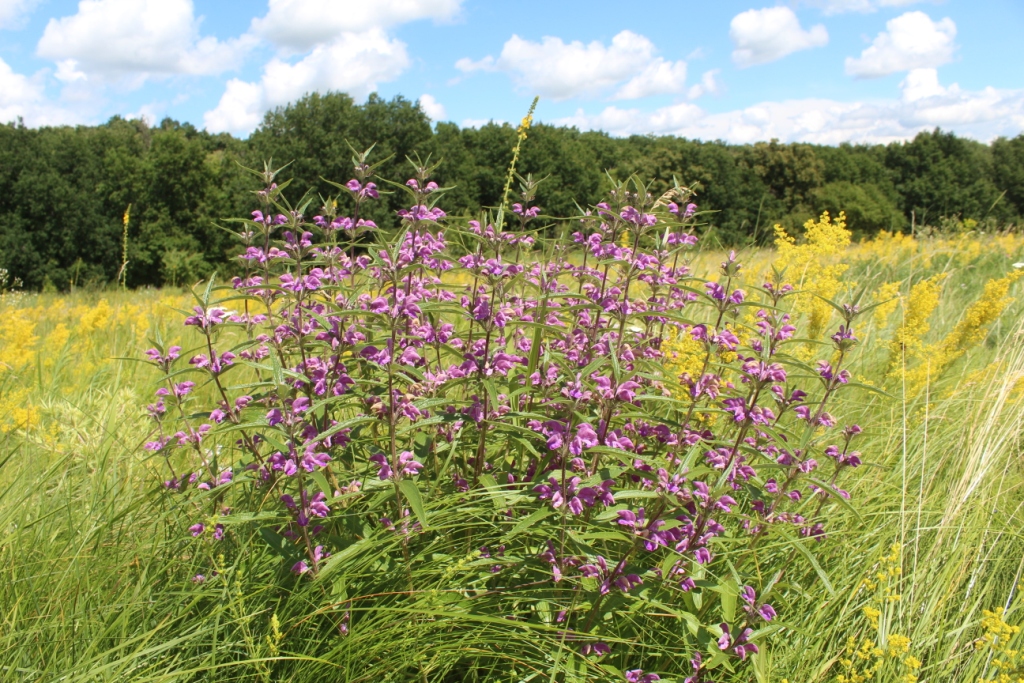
[1,174,1023,682]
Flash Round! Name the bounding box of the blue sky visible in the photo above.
[1,0,1022,143]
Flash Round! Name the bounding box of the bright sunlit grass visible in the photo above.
[1,225,1022,682]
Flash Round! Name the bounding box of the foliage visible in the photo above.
[129,157,884,681]
[2,93,1024,289]
[0,219,1023,681]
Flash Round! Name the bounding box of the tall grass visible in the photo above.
[1,229,1022,682]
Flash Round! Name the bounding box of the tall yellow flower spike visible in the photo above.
[773,210,852,340]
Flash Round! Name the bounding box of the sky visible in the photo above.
[0,0,1022,144]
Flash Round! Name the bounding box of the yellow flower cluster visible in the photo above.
[0,291,191,436]
[892,270,1023,395]
[837,636,885,683]
[0,306,39,371]
[886,275,945,379]
[852,231,918,266]
[851,230,1024,270]
[773,211,852,339]
[662,326,705,399]
[0,387,40,433]
[872,281,902,329]
[266,613,284,657]
[976,607,1024,683]
[838,544,918,683]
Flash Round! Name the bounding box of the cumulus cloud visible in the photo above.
[614,59,687,100]
[730,7,828,67]
[126,102,163,126]
[0,57,78,126]
[205,0,463,135]
[250,0,462,51]
[0,0,41,29]
[555,71,1024,145]
[456,30,687,101]
[900,67,946,102]
[36,0,255,83]
[54,59,86,83]
[687,69,722,101]
[418,93,446,121]
[204,29,409,135]
[845,11,956,78]
[807,0,927,14]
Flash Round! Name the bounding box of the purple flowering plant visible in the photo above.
[143,150,868,681]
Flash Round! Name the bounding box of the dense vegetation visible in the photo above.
[1,91,1023,291]
[2,219,1023,681]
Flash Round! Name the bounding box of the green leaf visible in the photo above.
[311,471,332,498]
[779,527,835,596]
[718,578,738,623]
[398,479,429,530]
[318,538,371,580]
[806,476,863,522]
[502,506,553,542]
[260,527,300,561]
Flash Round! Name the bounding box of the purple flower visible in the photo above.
[580,642,610,657]
[398,451,423,476]
[369,453,392,480]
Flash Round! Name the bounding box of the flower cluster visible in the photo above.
[143,157,866,681]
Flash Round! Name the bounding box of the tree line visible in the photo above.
[1,91,1022,290]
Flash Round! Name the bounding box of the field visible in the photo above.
[1,214,1024,682]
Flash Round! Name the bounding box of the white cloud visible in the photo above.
[127,103,163,126]
[687,69,722,100]
[845,11,956,78]
[0,0,40,29]
[454,55,494,73]
[0,57,78,126]
[418,93,446,121]
[730,7,828,67]
[613,59,687,100]
[809,0,927,14]
[204,79,264,134]
[251,0,462,51]
[54,59,86,83]
[900,67,946,102]
[456,30,687,101]
[204,29,409,135]
[36,0,255,82]
[555,71,1024,145]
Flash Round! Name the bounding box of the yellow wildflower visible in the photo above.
[663,327,705,398]
[0,306,38,371]
[898,270,1022,394]
[887,275,944,377]
[873,281,902,328]
[0,387,41,433]
[888,634,911,657]
[774,211,852,339]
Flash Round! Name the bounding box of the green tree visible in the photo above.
[247,92,434,227]
[812,181,906,236]
[884,128,1003,226]
[991,134,1024,221]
